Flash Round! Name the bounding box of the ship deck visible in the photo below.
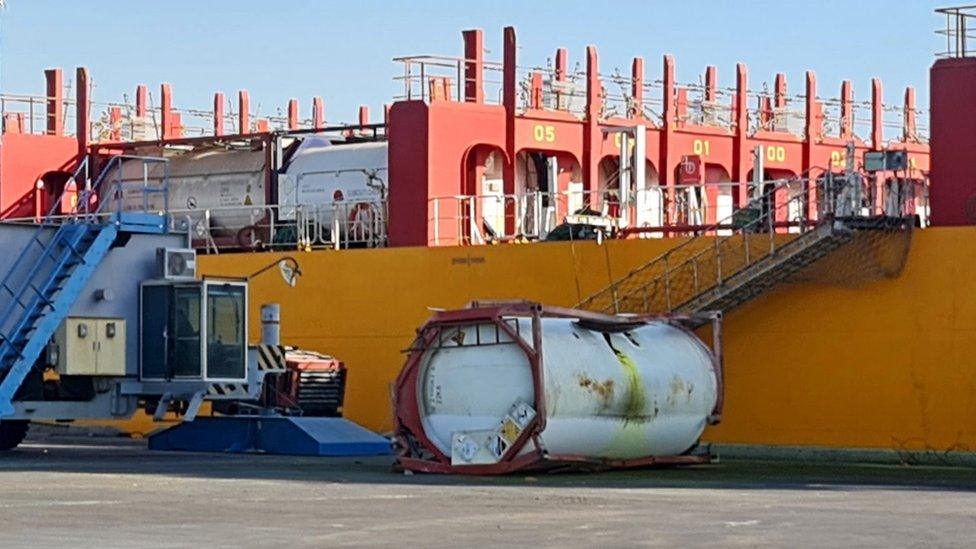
[2,431,973,547]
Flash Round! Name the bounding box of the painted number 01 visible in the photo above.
[693,139,710,156]
[533,125,555,143]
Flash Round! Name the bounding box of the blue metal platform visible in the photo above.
[147,416,392,457]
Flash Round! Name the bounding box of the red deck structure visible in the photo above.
[387,28,930,246]
[0,26,933,247]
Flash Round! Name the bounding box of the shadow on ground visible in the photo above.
[3,432,975,493]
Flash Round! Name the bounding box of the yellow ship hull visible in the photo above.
[195,227,976,453]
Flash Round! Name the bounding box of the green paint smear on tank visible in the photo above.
[598,333,654,458]
[612,346,648,425]
[602,345,651,457]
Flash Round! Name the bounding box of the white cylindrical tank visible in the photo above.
[278,139,388,225]
[109,148,267,238]
[395,304,720,473]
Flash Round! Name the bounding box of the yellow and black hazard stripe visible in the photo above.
[257,344,287,371]
[206,383,250,397]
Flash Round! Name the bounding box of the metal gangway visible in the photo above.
[0,155,168,416]
[575,171,916,318]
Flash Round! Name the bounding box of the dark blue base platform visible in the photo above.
[147,416,392,456]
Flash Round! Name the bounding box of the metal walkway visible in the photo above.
[576,175,915,318]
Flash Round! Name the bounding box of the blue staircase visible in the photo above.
[0,155,169,417]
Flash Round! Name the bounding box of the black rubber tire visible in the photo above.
[0,421,29,451]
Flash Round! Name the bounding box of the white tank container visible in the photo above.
[403,310,719,470]
[278,139,388,226]
[111,148,266,235]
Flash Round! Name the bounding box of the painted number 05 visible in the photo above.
[533,125,555,143]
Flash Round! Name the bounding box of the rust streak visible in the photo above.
[577,374,615,409]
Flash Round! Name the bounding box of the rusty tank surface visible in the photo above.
[393,301,723,474]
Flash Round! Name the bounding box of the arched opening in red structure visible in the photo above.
[669,162,732,232]
[704,164,733,229]
[515,150,581,237]
[460,144,508,244]
[598,155,661,231]
[35,170,78,218]
[746,167,799,232]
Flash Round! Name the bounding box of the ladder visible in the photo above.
[576,177,914,317]
[0,154,169,417]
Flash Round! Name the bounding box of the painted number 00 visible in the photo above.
[765,146,786,163]
[533,125,556,143]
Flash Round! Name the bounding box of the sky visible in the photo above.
[0,1,949,124]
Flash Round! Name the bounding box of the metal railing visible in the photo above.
[390,54,928,144]
[167,201,388,253]
[425,178,929,247]
[0,94,76,137]
[937,5,976,57]
[428,192,552,246]
[7,198,388,253]
[393,55,505,104]
[576,172,919,315]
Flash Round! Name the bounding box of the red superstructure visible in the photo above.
[388,28,930,246]
[0,26,936,248]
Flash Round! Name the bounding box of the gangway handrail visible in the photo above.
[575,164,912,315]
[576,178,805,313]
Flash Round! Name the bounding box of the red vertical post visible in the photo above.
[759,96,773,129]
[704,65,717,102]
[213,92,225,136]
[288,99,300,130]
[555,48,568,81]
[631,57,644,118]
[462,29,484,103]
[676,87,689,127]
[109,106,122,141]
[160,83,174,139]
[903,86,917,142]
[583,45,602,198]
[554,47,568,110]
[530,72,543,109]
[871,78,883,149]
[662,55,676,222]
[312,97,325,129]
[76,67,90,154]
[136,85,148,118]
[170,113,183,138]
[804,71,820,219]
[773,73,786,132]
[239,90,250,134]
[44,68,64,136]
[3,113,23,133]
[870,77,885,213]
[359,105,370,127]
[732,63,749,208]
[498,27,520,235]
[840,80,853,141]
[774,73,787,109]
[502,27,517,204]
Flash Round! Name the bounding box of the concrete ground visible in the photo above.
[0,432,974,548]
